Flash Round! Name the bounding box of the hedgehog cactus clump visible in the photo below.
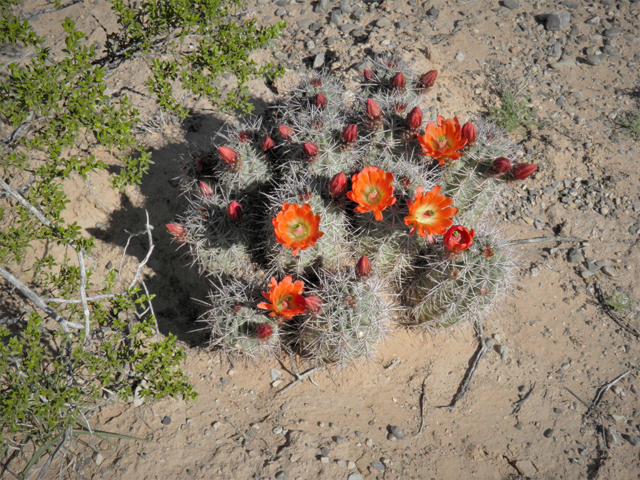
[168,53,537,367]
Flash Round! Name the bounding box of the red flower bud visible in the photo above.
[342,124,358,144]
[226,201,243,222]
[329,172,347,196]
[218,146,238,166]
[279,125,294,140]
[356,255,371,278]
[238,131,252,143]
[166,223,186,240]
[391,72,406,90]
[510,163,537,180]
[303,142,319,158]
[311,78,322,87]
[392,102,407,114]
[461,122,477,146]
[312,92,327,109]
[363,68,374,82]
[420,70,438,89]
[232,304,242,312]
[443,225,475,253]
[492,157,511,174]
[304,296,322,313]
[255,322,273,339]
[406,107,423,130]
[366,98,382,120]
[198,181,214,198]
[262,136,275,152]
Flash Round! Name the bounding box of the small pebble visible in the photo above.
[389,425,405,440]
[320,456,330,463]
[370,461,386,472]
[544,428,555,438]
[275,471,288,480]
[161,416,172,425]
[273,426,283,435]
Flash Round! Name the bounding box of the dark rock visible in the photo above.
[585,54,602,66]
[370,461,386,472]
[314,0,329,13]
[389,425,405,440]
[545,11,571,31]
[426,7,440,19]
[503,0,520,9]
[339,23,356,32]
[543,428,555,438]
[275,471,288,480]
[604,28,623,37]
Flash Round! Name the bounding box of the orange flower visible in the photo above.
[404,185,458,242]
[417,116,468,165]
[346,166,396,221]
[257,276,306,320]
[272,203,324,256]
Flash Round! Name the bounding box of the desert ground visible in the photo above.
[3,0,640,479]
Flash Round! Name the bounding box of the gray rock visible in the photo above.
[340,0,353,14]
[257,0,270,3]
[351,8,364,21]
[330,10,342,25]
[275,0,288,5]
[605,28,623,38]
[296,19,312,29]
[313,52,325,69]
[560,1,579,9]
[543,428,555,438]
[455,52,465,61]
[623,433,640,447]
[348,474,363,480]
[503,0,519,9]
[314,0,329,13]
[601,0,615,5]
[607,426,622,446]
[340,23,356,32]
[601,265,616,277]
[396,20,409,29]
[585,54,603,66]
[549,58,576,68]
[545,11,571,31]
[426,7,440,19]
[275,8,286,16]
[309,22,323,32]
[389,425,405,440]
[568,247,583,263]
[585,16,600,26]
[603,45,618,56]
[370,461,386,472]
[351,27,365,37]
[161,416,172,425]
[93,453,104,466]
[333,436,345,444]
[376,18,391,27]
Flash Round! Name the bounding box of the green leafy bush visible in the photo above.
[0,0,283,474]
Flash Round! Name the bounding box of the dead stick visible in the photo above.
[590,370,631,412]
[505,236,585,246]
[593,283,640,338]
[416,378,427,435]
[439,319,488,412]
[279,366,325,395]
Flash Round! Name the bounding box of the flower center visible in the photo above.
[280,295,292,309]
[367,189,380,204]
[453,231,459,238]
[422,210,435,218]
[436,135,448,150]
[292,223,307,238]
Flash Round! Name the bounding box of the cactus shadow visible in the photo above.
[88,98,271,347]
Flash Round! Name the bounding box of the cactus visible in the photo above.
[405,228,516,330]
[200,276,280,358]
[297,268,396,368]
[168,53,534,369]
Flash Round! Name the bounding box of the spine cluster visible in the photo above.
[168,53,537,367]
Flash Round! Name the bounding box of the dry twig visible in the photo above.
[439,319,488,412]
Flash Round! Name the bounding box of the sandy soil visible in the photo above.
[3,0,640,479]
